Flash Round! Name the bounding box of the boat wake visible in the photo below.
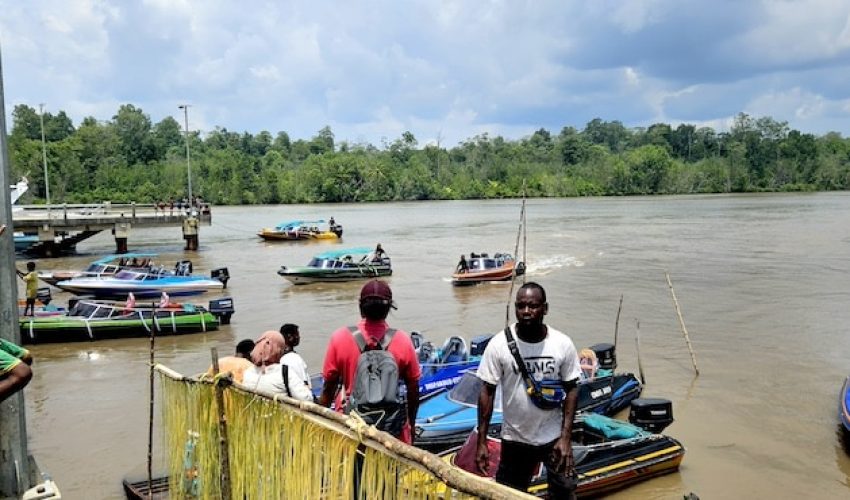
[525,254,584,276]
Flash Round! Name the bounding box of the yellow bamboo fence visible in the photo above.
[157,364,534,499]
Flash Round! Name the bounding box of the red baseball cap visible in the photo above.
[360,280,396,309]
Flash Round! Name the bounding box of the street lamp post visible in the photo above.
[178,104,192,206]
[39,103,51,217]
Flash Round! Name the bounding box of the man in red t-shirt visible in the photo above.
[319,280,421,443]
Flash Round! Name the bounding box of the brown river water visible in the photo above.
[14,195,850,499]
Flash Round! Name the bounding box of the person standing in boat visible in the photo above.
[16,261,38,317]
[372,243,387,263]
[0,338,33,403]
[456,255,469,274]
[475,282,581,499]
[279,324,314,402]
[318,280,421,443]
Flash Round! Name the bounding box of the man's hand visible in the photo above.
[475,441,490,475]
[550,435,575,477]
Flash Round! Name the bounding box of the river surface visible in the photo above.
[14,194,850,499]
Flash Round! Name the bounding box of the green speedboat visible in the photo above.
[277,247,392,285]
[19,297,234,344]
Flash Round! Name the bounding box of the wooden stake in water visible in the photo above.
[505,197,527,327]
[147,304,157,500]
[665,271,700,376]
[635,318,646,385]
[210,347,232,500]
[613,294,624,349]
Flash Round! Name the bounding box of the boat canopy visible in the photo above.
[313,247,374,260]
[92,253,159,265]
[274,219,326,230]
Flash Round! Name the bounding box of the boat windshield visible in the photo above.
[447,372,502,411]
[470,258,498,270]
[84,264,108,273]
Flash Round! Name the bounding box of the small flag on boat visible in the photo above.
[158,292,170,308]
[126,292,136,309]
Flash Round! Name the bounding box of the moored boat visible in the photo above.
[277,247,391,284]
[19,296,234,344]
[54,268,227,299]
[414,370,643,451]
[258,219,343,241]
[448,410,685,498]
[38,252,167,286]
[451,252,525,286]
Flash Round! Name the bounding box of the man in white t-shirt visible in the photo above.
[476,282,581,499]
[279,323,314,401]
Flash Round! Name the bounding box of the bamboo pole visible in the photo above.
[210,348,233,500]
[146,304,157,500]
[613,294,623,349]
[505,197,527,327]
[635,319,646,385]
[665,271,700,376]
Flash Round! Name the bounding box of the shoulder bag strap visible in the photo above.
[350,326,368,352]
[379,328,396,350]
[281,363,292,397]
[504,326,538,394]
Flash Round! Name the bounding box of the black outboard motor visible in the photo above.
[515,261,527,276]
[332,224,343,238]
[175,260,193,276]
[591,342,617,371]
[208,297,235,325]
[36,287,52,306]
[211,267,230,288]
[628,398,674,433]
[470,334,494,357]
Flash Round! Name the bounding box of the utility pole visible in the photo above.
[0,42,32,498]
[38,103,50,217]
[178,104,193,204]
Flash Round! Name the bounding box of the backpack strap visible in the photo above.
[350,326,397,351]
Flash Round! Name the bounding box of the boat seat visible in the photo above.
[438,336,468,364]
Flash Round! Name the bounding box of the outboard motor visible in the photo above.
[515,261,527,276]
[332,224,343,238]
[36,287,52,306]
[439,336,468,364]
[211,267,230,288]
[410,331,424,351]
[469,334,494,357]
[208,297,235,325]
[628,397,674,433]
[591,342,617,371]
[175,260,193,276]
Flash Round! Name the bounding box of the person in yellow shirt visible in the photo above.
[205,339,255,384]
[16,261,38,316]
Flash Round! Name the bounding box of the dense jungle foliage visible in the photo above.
[8,104,850,204]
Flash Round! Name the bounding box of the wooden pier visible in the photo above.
[12,202,211,256]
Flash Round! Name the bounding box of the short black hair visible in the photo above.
[279,323,299,336]
[518,281,547,303]
[26,261,36,271]
[235,339,255,357]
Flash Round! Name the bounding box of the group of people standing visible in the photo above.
[212,278,581,498]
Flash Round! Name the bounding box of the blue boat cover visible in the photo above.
[92,252,159,265]
[314,247,374,260]
[583,413,644,440]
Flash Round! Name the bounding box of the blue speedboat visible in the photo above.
[840,376,850,435]
[38,252,164,286]
[55,269,226,299]
[414,370,643,451]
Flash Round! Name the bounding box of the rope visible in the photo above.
[84,318,94,340]
[139,311,151,332]
[170,311,177,333]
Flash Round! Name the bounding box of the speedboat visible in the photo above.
[54,269,226,299]
[258,219,343,241]
[451,252,525,286]
[413,332,495,400]
[277,247,391,284]
[20,296,234,344]
[38,252,166,286]
[414,370,642,451]
[447,410,685,498]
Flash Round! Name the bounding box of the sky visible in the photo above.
[2,0,850,147]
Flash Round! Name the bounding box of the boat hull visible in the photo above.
[257,229,311,240]
[19,310,219,344]
[55,279,223,299]
[451,260,525,286]
[278,266,392,284]
[841,375,850,434]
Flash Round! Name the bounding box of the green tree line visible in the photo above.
[8,104,850,205]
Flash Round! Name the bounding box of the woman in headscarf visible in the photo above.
[241,330,288,394]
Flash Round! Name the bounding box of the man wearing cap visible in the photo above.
[318,280,421,443]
